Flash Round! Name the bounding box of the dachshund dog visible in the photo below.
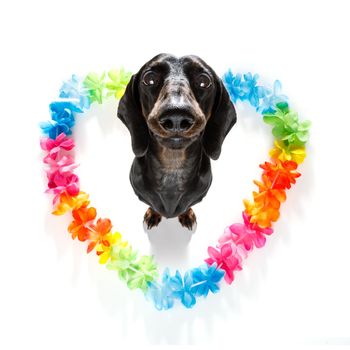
[117,53,236,230]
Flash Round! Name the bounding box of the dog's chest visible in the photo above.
[130,149,210,217]
[158,167,187,191]
[155,166,194,216]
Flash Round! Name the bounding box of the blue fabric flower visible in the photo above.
[49,100,81,121]
[190,263,225,297]
[169,270,196,308]
[146,268,174,310]
[257,80,288,114]
[46,100,80,137]
[40,120,71,139]
[59,75,90,111]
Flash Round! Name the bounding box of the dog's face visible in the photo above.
[137,54,217,149]
[118,53,236,159]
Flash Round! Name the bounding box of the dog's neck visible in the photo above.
[157,147,186,170]
[147,138,203,173]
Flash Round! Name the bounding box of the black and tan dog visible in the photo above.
[117,53,236,230]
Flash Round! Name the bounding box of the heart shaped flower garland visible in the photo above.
[40,68,310,310]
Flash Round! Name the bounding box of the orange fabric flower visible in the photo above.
[87,218,113,253]
[244,199,280,228]
[253,175,287,207]
[52,191,90,215]
[244,173,287,228]
[68,206,97,241]
[259,160,301,190]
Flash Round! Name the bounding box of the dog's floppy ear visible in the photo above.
[117,73,149,157]
[202,75,237,160]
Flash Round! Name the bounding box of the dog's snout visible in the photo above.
[160,115,194,133]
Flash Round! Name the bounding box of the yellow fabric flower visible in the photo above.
[269,140,306,164]
[96,232,128,264]
[52,191,90,215]
[106,68,132,100]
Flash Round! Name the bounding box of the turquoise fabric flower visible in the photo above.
[222,70,246,103]
[257,80,288,114]
[146,268,175,310]
[59,75,90,111]
[146,263,225,309]
[240,73,267,107]
[222,71,267,108]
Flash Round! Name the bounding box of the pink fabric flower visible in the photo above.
[218,227,249,259]
[205,243,242,284]
[221,212,273,251]
[46,173,80,204]
[45,155,78,177]
[40,133,74,163]
[44,155,79,204]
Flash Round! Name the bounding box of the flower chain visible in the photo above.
[40,68,310,310]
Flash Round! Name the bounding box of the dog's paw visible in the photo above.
[178,208,197,230]
[144,207,162,229]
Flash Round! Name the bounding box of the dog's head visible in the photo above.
[117,53,236,159]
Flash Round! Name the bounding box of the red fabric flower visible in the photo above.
[259,160,300,190]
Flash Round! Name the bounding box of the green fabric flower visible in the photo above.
[106,68,132,100]
[106,245,158,292]
[263,102,311,147]
[106,245,138,281]
[127,256,159,292]
[83,72,106,104]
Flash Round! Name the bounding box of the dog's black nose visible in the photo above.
[159,115,194,133]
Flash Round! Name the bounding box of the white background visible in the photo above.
[1,0,350,349]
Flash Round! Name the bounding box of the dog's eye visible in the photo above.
[142,71,160,87]
[196,73,212,89]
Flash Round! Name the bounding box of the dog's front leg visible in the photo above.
[144,207,162,229]
[178,208,197,230]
